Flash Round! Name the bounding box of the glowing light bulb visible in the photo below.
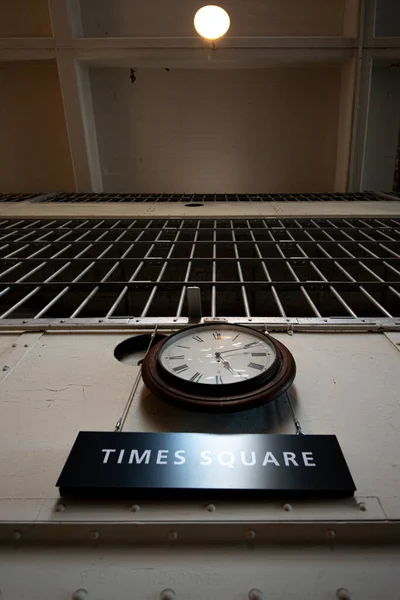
[194,5,230,41]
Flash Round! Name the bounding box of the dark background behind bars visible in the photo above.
[0,192,391,203]
[0,217,399,320]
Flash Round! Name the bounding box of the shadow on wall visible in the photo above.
[138,385,298,434]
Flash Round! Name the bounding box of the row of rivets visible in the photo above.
[67,588,351,599]
[11,527,343,541]
[54,502,368,514]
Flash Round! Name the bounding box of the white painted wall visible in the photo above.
[79,0,346,37]
[362,65,400,192]
[91,66,343,193]
[0,331,399,519]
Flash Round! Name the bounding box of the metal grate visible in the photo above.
[0,193,43,203]
[0,218,399,321]
[31,192,382,203]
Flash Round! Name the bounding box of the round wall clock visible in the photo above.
[142,323,296,412]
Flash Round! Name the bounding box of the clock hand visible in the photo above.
[219,356,247,380]
[218,342,260,356]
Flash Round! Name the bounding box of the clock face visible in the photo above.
[159,325,277,386]
[142,323,296,412]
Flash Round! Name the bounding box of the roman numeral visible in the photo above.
[170,355,185,360]
[216,375,223,384]
[192,335,204,343]
[189,372,203,382]
[173,364,189,373]
[251,352,266,357]
[232,334,240,342]
[213,332,221,340]
[176,345,190,349]
[248,362,264,371]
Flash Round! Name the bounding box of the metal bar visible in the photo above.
[316,243,393,317]
[0,217,398,323]
[211,220,216,318]
[270,233,322,318]
[231,221,251,318]
[114,325,158,432]
[175,220,199,318]
[247,220,286,317]
[35,223,129,318]
[186,286,202,321]
[71,222,146,318]
[300,244,357,318]
[359,286,393,317]
[140,224,183,318]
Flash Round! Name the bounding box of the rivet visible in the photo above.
[131,504,141,512]
[60,320,65,324]
[2,365,9,371]
[282,503,292,512]
[324,319,328,322]
[12,343,17,348]
[206,503,216,512]
[12,530,22,541]
[90,530,100,540]
[248,589,264,600]
[98,319,103,323]
[358,502,367,512]
[168,530,178,541]
[23,320,27,324]
[24,344,29,348]
[326,528,336,539]
[173,318,178,322]
[245,529,256,540]
[336,588,351,599]
[248,318,252,321]
[160,589,176,600]
[56,503,66,513]
[72,590,88,600]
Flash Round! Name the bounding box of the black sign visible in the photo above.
[57,432,355,498]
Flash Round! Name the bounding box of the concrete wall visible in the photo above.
[335,59,356,191]
[362,65,400,192]
[0,61,74,193]
[91,66,343,193]
[375,0,400,37]
[0,0,52,37]
[80,0,346,37]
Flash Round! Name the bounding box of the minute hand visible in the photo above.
[218,342,260,356]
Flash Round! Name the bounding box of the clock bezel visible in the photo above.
[142,323,296,412]
[158,323,280,396]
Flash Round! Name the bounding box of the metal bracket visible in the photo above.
[187,287,202,322]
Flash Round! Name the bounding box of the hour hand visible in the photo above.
[219,356,233,370]
[219,356,246,380]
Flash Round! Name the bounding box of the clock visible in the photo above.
[142,323,296,412]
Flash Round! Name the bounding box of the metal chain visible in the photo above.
[285,390,304,435]
[114,325,158,432]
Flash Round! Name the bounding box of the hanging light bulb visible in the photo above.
[194,5,230,41]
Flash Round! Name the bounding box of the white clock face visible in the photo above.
[159,326,277,385]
